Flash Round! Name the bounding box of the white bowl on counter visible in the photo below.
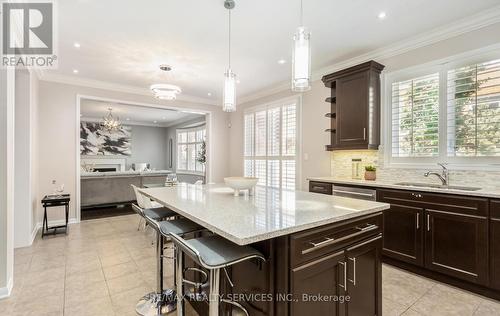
[224,177,258,197]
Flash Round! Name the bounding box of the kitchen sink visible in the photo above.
[394,182,482,191]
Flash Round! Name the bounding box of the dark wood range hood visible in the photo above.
[322,61,385,151]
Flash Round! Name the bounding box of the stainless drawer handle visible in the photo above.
[312,186,327,191]
[309,237,333,248]
[332,190,375,197]
[348,257,356,285]
[339,261,347,290]
[302,224,379,255]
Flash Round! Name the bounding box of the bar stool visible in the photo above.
[136,209,203,316]
[131,184,176,230]
[169,233,265,316]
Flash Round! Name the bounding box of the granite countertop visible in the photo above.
[81,170,172,178]
[139,183,389,246]
[307,177,500,199]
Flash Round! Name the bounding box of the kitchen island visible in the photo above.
[140,184,390,316]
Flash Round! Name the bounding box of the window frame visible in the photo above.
[383,46,500,170]
[176,125,206,175]
[243,95,302,189]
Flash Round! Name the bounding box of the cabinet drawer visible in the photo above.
[377,189,488,217]
[291,213,382,267]
[491,200,500,219]
[309,181,333,195]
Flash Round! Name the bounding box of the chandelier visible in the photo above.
[101,107,122,132]
[150,83,182,100]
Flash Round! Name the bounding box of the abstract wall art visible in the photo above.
[80,122,131,156]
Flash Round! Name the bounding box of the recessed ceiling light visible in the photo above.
[236,79,241,84]
[378,11,386,20]
[73,42,81,48]
[162,116,166,120]
[278,59,286,64]
[153,120,158,123]
[126,118,130,121]
[207,92,212,96]
[73,69,79,74]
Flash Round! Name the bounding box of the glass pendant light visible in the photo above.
[223,0,236,112]
[292,0,311,92]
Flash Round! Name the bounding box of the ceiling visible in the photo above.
[46,0,500,103]
[80,99,204,127]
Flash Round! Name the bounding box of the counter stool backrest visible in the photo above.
[131,184,154,209]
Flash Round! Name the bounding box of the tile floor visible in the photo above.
[0,214,499,316]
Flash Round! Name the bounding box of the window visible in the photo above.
[177,126,206,173]
[244,98,298,189]
[387,53,500,166]
[392,73,440,157]
[447,59,500,157]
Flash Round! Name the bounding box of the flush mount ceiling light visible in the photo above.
[222,0,236,112]
[150,83,182,100]
[101,107,122,132]
[291,0,311,92]
[378,11,387,20]
[151,65,182,100]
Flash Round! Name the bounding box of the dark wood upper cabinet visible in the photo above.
[490,200,500,290]
[322,61,385,151]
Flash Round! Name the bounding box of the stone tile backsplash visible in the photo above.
[330,149,500,189]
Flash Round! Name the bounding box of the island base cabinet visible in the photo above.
[291,251,347,316]
[290,234,382,316]
[424,209,488,285]
[345,234,382,316]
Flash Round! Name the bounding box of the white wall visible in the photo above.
[0,68,15,298]
[14,70,34,248]
[229,22,500,188]
[38,81,229,224]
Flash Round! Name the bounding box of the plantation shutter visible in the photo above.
[447,59,500,156]
[391,73,440,157]
[243,101,297,189]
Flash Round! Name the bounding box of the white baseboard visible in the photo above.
[0,277,13,299]
[29,218,78,244]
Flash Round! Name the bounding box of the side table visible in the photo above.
[41,194,70,238]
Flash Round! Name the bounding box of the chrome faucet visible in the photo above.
[424,163,449,186]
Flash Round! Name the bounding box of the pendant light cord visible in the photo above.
[228,9,232,69]
[300,0,303,26]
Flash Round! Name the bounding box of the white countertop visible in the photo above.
[307,177,500,199]
[139,183,389,246]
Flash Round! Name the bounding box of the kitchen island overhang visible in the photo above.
[139,184,389,316]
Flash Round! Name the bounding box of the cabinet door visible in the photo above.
[424,209,488,285]
[345,234,382,316]
[335,72,369,148]
[490,201,500,290]
[291,251,346,316]
[382,204,424,266]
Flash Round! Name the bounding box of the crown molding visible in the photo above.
[39,72,218,106]
[239,5,500,104]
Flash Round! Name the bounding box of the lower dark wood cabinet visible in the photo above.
[291,251,346,316]
[424,209,488,285]
[490,200,500,290]
[345,234,382,316]
[381,204,424,266]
